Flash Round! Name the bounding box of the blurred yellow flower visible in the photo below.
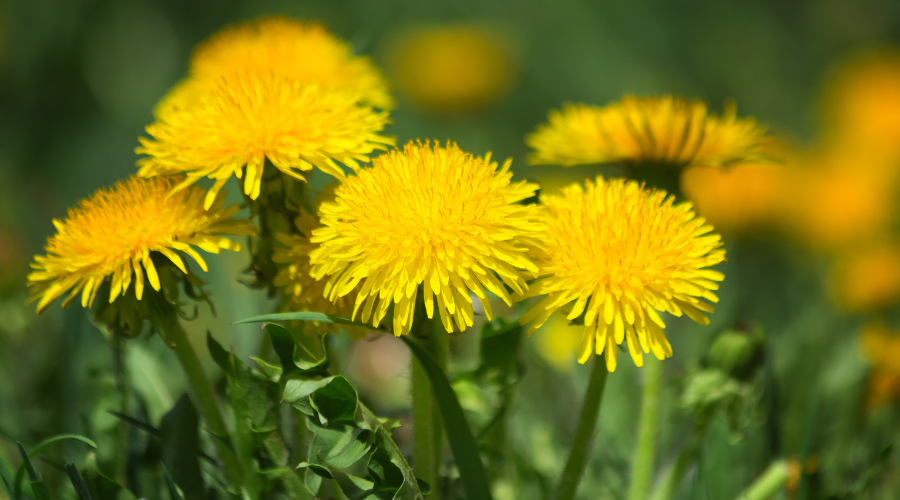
[528,96,766,168]
[310,141,543,336]
[520,177,725,372]
[534,312,584,371]
[385,24,517,113]
[27,176,254,314]
[860,322,900,409]
[680,162,784,233]
[177,15,392,109]
[823,49,900,159]
[781,160,893,251]
[137,72,393,209]
[831,243,900,312]
[273,185,368,339]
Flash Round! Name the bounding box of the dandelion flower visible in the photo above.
[179,16,392,109]
[310,141,543,336]
[824,50,900,157]
[384,24,517,113]
[28,175,254,314]
[520,177,726,372]
[680,162,784,233]
[527,95,766,168]
[137,71,393,209]
[832,243,900,312]
[273,186,368,339]
[861,322,900,409]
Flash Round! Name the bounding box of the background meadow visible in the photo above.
[3,0,900,499]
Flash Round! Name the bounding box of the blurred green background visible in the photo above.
[3,0,900,499]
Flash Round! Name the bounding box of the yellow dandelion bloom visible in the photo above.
[861,322,900,409]
[823,50,900,157]
[831,243,900,312]
[384,24,517,113]
[309,141,543,336]
[137,72,393,209]
[527,95,766,168]
[680,162,784,233]
[183,16,392,109]
[27,175,254,314]
[782,162,892,251]
[273,186,367,339]
[520,177,726,372]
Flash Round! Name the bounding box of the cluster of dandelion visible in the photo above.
[24,14,774,500]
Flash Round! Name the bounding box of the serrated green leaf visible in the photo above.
[331,469,375,499]
[65,462,94,500]
[402,338,494,500]
[249,357,283,382]
[282,377,337,406]
[235,312,383,331]
[160,395,205,500]
[310,376,359,425]
[206,333,232,375]
[306,419,373,469]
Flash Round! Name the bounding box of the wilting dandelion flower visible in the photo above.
[183,15,393,109]
[273,186,368,339]
[860,322,900,409]
[27,175,254,314]
[384,24,517,113]
[137,71,393,209]
[310,141,543,336]
[520,177,726,372]
[527,95,766,168]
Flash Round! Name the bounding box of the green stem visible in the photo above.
[731,460,790,500]
[412,318,448,498]
[650,422,707,500]
[554,355,610,500]
[152,306,244,493]
[628,357,664,500]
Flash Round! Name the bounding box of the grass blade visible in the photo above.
[401,337,494,500]
[233,312,388,332]
[64,463,94,500]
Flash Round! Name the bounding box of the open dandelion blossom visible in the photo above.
[273,187,368,339]
[520,177,726,372]
[527,95,766,168]
[137,72,393,209]
[310,141,543,336]
[28,175,254,314]
[188,16,393,109]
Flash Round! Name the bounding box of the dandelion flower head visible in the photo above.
[310,140,543,336]
[385,24,517,113]
[174,16,392,110]
[273,185,368,339]
[680,162,784,233]
[137,71,393,209]
[520,176,726,372]
[861,322,900,409]
[832,243,900,312]
[28,175,254,314]
[527,95,766,168]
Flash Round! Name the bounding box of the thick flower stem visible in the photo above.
[152,305,244,493]
[628,357,664,500]
[554,354,610,500]
[412,318,448,498]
